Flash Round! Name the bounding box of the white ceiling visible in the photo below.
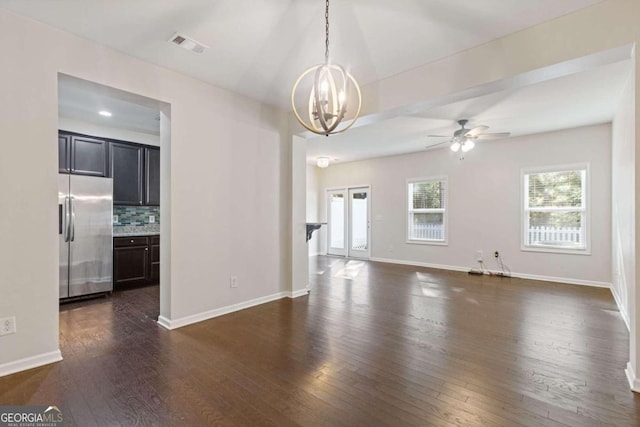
[306,60,631,164]
[58,75,161,135]
[1,0,603,109]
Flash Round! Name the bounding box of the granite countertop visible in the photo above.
[113,225,160,237]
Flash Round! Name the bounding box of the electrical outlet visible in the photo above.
[149,215,156,224]
[475,250,483,262]
[113,215,119,224]
[230,276,238,288]
[0,316,16,336]
[494,251,500,258]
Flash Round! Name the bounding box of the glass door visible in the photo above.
[326,187,370,259]
[327,190,347,256]
[348,188,370,259]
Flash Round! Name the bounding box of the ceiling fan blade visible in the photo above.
[475,132,511,140]
[464,125,489,137]
[425,140,451,149]
[427,135,450,138]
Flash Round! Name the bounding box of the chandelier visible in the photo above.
[291,0,362,136]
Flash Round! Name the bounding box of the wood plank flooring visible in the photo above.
[1,256,639,426]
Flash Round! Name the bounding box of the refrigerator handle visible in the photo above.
[64,196,71,242]
[70,196,76,242]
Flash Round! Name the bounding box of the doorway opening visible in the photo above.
[327,186,370,259]
[57,74,171,340]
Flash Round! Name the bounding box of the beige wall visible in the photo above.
[612,69,636,330]
[0,9,290,372]
[317,125,612,285]
[306,164,321,255]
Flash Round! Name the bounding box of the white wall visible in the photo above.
[58,116,160,146]
[317,125,612,285]
[0,9,290,373]
[612,70,636,329]
[306,164,321,255]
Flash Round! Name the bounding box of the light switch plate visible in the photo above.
[149,215,156,224]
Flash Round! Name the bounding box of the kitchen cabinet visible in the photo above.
[71,135,109,176]
[149,235,160,284]
[113,235,160,289]
[58,132,108,176]
[111,142,144,205]
[58,134,71,173]
[59,130,159,205]
[145,147,160,206]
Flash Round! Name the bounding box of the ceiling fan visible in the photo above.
[427,119,511,153]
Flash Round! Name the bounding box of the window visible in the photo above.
[407,178,447,244]
[522,165,588,253]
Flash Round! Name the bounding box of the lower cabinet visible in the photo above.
[113,235,160,289]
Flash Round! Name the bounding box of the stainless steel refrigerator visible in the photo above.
[58,174,113,299]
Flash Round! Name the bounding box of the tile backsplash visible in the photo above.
[113,205,159,226]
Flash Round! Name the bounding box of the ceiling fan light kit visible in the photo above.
[430,119,511,155]
[291,0,361,136]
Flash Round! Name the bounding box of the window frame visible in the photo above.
[406,176,448,246]
[520,163,590,255]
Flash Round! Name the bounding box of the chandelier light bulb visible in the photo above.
[338,90,346,106]
[320,80,329,94]
[450,141,461,152]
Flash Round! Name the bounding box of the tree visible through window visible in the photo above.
[523,167,587,251]
[408,178,446,242]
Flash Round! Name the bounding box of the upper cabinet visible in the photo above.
[58,134,71,173]
[111,142,144,205]
[58,133,108,177]
[58,131,159,206]
[145,147,160,206]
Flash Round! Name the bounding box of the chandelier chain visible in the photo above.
[325,0,330,64]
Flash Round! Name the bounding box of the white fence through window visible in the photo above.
[528,226,582,245]
[410,224,444,241]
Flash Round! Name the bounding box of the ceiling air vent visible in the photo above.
[168,32,208,54]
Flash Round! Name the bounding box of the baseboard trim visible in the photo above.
[626,362,640,392]
[369,257,611,289]
[0,350,63,378]
[289,289,310,298]
[370,257,468,273]
[511,272,611,289]
[610,287,631,331]
[157,291,306,330]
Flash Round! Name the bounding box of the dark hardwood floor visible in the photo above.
[1,256,639,426]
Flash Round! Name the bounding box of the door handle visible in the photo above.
[64,197,71,242]
[70,197,76,242]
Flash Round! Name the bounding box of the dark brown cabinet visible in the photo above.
[58,132,108,176]
[149,235,160,284]
[145,148,160,206]
[113,235,160,289]
[111,142,144,205]
[58,130,160,205]
[58,134,71,173]
[71,136,109,176]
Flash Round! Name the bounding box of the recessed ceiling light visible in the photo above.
[99,110,112,117]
